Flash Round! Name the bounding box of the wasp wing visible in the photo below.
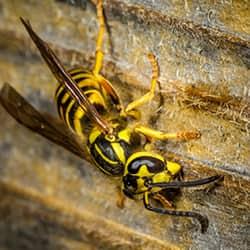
[98,75,122,111]
[20,17,112,134]
[0,83,91,162]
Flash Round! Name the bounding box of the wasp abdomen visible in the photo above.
[55,68,107,137]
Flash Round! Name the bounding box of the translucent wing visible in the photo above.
[0,83,91,162]
[20,17,112,134]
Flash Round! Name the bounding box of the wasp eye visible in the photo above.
[123,175,138,190]
[122,175,139,198]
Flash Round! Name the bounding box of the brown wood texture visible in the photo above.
[0,0,249,249]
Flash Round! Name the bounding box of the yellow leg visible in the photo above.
[152,193,174,208]
[125,53,159,113]
[93,0,105,75]
[92,0,123,111]
[134,124,201,141]
[116,186,126,209]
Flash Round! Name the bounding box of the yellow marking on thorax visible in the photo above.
[95,144,117,165]
[111,143,126,164]
[118,128,131,143]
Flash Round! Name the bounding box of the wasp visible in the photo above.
[0,0,221,233]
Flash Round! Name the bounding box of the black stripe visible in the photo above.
[119,140,132,159]
[61,95,74,121]
[79,85,100,93]
[61,90,107,130]
[59,87,95,123]
[84,91,106,113]
[56,87,67,116]
[72,76,90,84]
[95,135,119,162]
[68,101,78,129]
[72,75,101,93]
[89,142,124,176]
[56,87,67,104]
[69,68,89,77]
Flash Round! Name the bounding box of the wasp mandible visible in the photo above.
[0,0,221,233]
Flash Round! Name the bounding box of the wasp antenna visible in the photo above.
[143,193,209,233]
[190,212,209,233]
[20,17,29,25]
[145,175,222,189]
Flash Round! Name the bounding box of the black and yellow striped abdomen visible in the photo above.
[55,68,108,137]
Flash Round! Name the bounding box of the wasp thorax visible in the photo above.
[87,126,136,176]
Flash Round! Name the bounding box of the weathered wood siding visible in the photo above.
[0,0,249,249]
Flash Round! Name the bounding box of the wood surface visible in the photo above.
[0,0,249,249]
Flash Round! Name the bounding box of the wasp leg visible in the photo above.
[116,186,126,209]
[93,0,105,75]
[204,175,224,194]
[152,193,174,209]
[134,125,201,141]
[125,53,159,113]
[92,0,123,111]
[143,192,209,233]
